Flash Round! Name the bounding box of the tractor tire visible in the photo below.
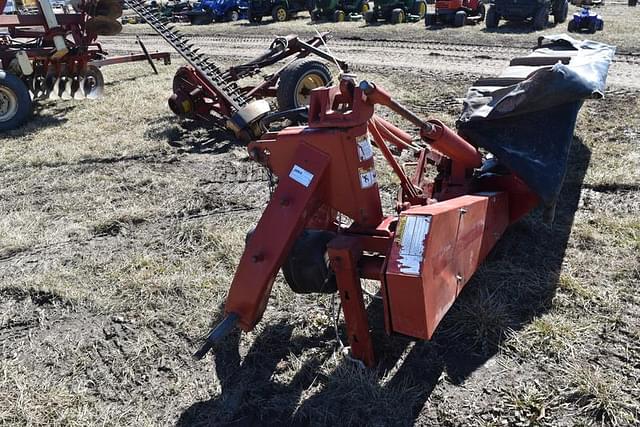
[190,14,213,25]
[226,8,240,21]
[588,19,597,33]
[364,9,376,23]
[425,12,436,26]
[276,58,332,112]
[271,5,289,21]
[282,229,337,294]
[333,9,346,21]
[598,20,603,31]
[391,8,405,23]
[630,0,637,6]
[454,10,466,26]
[553,0,568,23]
[532,5,548,30]
[476,2,486,21]
[485,5,499,28]
[567,18,576,32]
[0,72,32,132]
[413,0,427,18]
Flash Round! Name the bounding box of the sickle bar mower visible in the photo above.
[125,0,348,138]
[193,36,614,366]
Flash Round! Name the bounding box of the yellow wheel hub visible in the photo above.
[419,2,426,16]
[361,3,369,13]
[295,73,325,106]
[277,8,286,20]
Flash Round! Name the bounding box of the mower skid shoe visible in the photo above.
[223,143,331,332]
[193,312,239,360]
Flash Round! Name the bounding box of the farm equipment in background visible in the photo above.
[124,0,347,136]
[567,7,603,33]
[309,0,373,21]
[0,0,170,131]
[425,0,485,27]
[192,35,614,367]
[364,0,427,23]
[485,0,568,30]
[247,0,308,22]
[183,0,248,24]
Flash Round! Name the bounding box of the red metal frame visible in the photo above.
[193,75,541,367]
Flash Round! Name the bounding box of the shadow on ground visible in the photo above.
[145,116,241,154]
[177,138,591,426]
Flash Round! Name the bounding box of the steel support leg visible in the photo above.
[328,237,376,367]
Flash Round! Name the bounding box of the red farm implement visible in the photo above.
[0,0,170,131]
[192,36,614,367]
[125,0,348,138]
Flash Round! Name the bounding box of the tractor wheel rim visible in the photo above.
[419,2,425,15]
[0,86,18,122]
[277,8,286,20]
[295,73,325,106]
[361,3,369,12]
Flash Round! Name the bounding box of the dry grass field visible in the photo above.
[1,3,639,426]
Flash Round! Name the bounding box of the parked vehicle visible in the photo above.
[485,0,568,30]
[247,0,308,22]
[184,0,248,24]
[309,0,373,21]
[364,0,427,23]
[567,7,603,32]
[425,0,485,27]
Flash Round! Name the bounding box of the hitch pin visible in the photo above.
[193,312,239,360]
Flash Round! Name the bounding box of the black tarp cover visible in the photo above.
[457,35,615,210]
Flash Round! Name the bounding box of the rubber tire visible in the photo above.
[485,5,499,28]
[532,5,548,30]
[364,9,375,23]
[190,14,213,25]
[333,9,345,21]
[567,19,576,32]
[226,9,240,21]
[454,10,466,26]
[249,10,263,22]
[282,230,337,295]
[276,58,332,111]
[413,0,427,18]
[425,12,436,25]
[598,20,603,31]
[476,2,486,21]
[391,8,405,23]
[553,0,568,23]
[588,19,597,33]
[0,72,32,132]
[271,5,288,21]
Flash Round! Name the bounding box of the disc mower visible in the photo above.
[425,0,485,27]
[364,0,427,23]
[567,7,603,33]
[125,0,348,139]
[0,0,170,131]
[191,35,614,367]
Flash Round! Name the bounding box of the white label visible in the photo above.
[356,134,374,162]
[398,215,431,276]
[289,164,314,187]
[359,167,377,189]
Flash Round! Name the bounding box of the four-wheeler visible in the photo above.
[247,0,308,22]
[567,7,603,33]
[125,0,348,135]
[364,0,427,23]
[0,0,170,131]
[309,0,373,21]
[184,0,248,24]
[191,36,614,367]
[425,0,485,27]
[485,0,569,30]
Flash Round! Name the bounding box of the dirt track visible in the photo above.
[1,3,640,426]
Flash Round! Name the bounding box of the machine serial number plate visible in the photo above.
[289,164,314,187]
[398,215,431,276]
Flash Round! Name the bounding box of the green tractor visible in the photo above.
[309,0,373,21]
[364,0,427,23]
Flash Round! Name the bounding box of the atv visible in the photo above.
[485,0,569,30]
[364,0,427,23]
[425,0,485,27]
[567,7,603,32]
[184,0,248,24]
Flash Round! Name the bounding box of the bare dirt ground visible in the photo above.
[1,3,639,426]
